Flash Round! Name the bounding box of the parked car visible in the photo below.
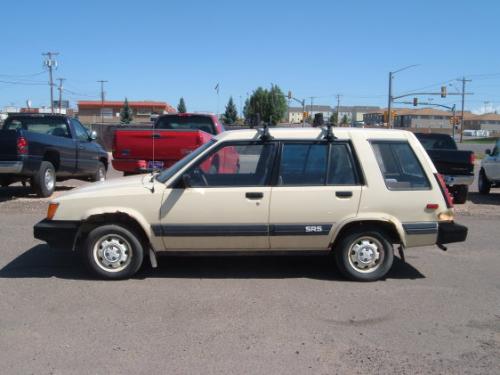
[0,114,108,197]
[34,127,468,281]
[112,113,225,175]
[478,138,500,194]
[414,133,475,203]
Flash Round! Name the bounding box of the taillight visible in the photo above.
[17,136,28,154]
[469,153,475,165]
[435,173,453,208]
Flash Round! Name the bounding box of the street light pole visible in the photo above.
[387,64,420,128]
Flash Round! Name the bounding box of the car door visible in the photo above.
[269,141,362,250]
[158,141,276,251]
[484,140,500,180]
[71,119,99,175]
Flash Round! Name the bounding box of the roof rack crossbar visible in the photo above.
[258,122,274,141]
[323,123,338,141]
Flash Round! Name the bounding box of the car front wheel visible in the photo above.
[335,229,394,282]
[84,224,144,280]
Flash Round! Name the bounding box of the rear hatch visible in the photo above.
[425,149,474,175]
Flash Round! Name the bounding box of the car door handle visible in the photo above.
[151,134,161,139]
[246,192,263,199]
[336,191,352,198]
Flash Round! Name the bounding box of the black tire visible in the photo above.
[91,162,106,182]
[478,169,491,195]
[451,185,468,204]
[334,229,394,282]
[83,224,144,280]
[0,177,13,188]
[33,161,56,197]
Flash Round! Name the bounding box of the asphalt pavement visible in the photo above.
[0,163,499,374]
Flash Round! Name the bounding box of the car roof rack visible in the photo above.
[323,123,338,142]
[258,122,274,141]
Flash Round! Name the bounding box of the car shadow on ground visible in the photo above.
[0,185,74,202]
[468,191,500,205]
[0,245,425,281]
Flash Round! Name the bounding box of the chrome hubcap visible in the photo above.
[98,168,105,181]
[93,234,132,272]
[44,169,55,191]
[348,236,383,273]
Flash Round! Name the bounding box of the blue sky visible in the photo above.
[1,0,499,114]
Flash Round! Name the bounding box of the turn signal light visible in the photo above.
[47,203,59,220]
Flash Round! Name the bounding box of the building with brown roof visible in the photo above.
[77,100,176,124]
[463,112,500,132]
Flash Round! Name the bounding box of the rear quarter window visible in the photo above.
[371,141,430,190]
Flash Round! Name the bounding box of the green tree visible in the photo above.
[341,114,349,126]
[223,96,238,124]
[120,98,134,124]
[329,113,338,125]
[244,85,287,126]
[177,97,187,113]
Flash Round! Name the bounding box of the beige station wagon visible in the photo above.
[34,126,468,281]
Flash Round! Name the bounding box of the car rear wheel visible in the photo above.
[84,224,144,280]
[451,185,468,204]
[478,169,491,195]
[33,161,56,197]
[334,229,394,282]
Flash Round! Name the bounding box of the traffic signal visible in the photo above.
[383,111,388,123]
[441,86,447,98]
[413,97,418,106]
[303,111,308,118]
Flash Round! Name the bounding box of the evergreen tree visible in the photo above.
[329,113,338,125]
[223,96,238,124]
[341,114,349,126]
[120,98,134,124]
[177,97,187,113]
[244,85,287,126]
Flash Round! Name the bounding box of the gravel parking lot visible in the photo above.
[0,163,499,374]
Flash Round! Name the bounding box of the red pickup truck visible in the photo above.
[112,113,225,175]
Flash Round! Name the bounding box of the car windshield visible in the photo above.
[156,139,216,183]
[155,115,216,134]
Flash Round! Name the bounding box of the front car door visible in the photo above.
[71,119,99,175]
[269,141,363,250]
[158,141,276,251]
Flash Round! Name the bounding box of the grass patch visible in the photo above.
[462,137,498,144]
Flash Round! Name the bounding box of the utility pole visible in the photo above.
[43,52,59,114]
[387,72,393,128]
[336,94,342,126]
[458,77,471,143]
[97,80,108,123]
[56,78,65,114]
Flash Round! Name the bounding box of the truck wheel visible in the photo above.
[91,162,106,182]
[478,169,491,195]
[334,229,394,282]
[451,185,468,204]
[33,161,56,197]
[84,224,144,280]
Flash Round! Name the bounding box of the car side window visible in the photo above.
[186,143,275,187]
[279,144,328,185]
[328,144,358,185]
[371,141,430,190]
[71,119,90,142]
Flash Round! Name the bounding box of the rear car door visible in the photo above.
[269,141,362,250]
[71,119,99,175]
[158,141,276,250]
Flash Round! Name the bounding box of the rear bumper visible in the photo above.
[112,159,175,173]
[0,161,23,174]
[444,174,474,186]
[34,219,81,250]
[437,222,468,245]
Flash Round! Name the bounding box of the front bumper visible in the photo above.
[437,222,468,245]
[0,161,23,174]
[34,219,81,250]
[444,174,474,187]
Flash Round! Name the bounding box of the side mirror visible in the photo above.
[89,130,98,141]
[181,174,191,188]
[485,149,491,155]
